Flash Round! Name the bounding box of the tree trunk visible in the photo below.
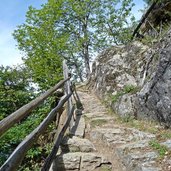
[83,45,90,79]
[74,63,84,82]
[82,17,91,79]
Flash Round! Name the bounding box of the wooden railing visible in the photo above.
[0,61,83,171]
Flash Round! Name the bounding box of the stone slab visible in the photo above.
[50,152,111,171]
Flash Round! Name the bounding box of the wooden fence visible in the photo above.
[0,60,83,171]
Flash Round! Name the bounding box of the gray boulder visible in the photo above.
[89,27,171,126]
[61,136,96,153]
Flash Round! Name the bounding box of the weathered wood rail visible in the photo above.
[0,61,83,171]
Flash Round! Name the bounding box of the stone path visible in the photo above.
[50,91,170,171]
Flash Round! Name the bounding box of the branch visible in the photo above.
[132,0,158,39]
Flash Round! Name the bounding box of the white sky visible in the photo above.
[0,0,47,67]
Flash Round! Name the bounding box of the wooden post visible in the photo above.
[73,83,83,110]
[63,60,74,130]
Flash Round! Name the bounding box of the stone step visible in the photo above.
[50,90,167,171]
[89,127,161,170]
[84,112,108,119]
[61,136,96,153]
[70,115,85,138]
[90,127,155,146]
[121,151,159,171]
[50,152,112,171]
[116,140,151,156]
[91,117,115,122]
[134,165,162,171]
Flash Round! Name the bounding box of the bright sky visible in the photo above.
[0,0,145,67]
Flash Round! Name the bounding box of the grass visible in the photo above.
[156,130,171,141]
[119,115,135,123]
[111,91,125,103]
[84,115,90,122]
[123,85,139,94]
[114,115,158,133]
[149,140,170,159]
[90,119,108,128]
[99,165,112,171]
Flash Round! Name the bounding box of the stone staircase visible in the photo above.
[50,91,171,171]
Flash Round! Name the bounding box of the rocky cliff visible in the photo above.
[88,27,171,128]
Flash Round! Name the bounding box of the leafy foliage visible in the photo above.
[0,65,54,168]
[13,0,136,82]
[0,99,52,167]
[13,3,65,89]
[0,65,35,120]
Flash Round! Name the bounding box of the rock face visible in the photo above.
[136,43,171,127]
[89,28,171,127]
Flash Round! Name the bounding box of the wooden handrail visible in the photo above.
[0,93,72,171]
[0,78,69,137]
[0,61,83,171]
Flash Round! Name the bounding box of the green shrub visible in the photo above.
[111,85,138,103]
[0,105,50,166]
[123,85,138,94]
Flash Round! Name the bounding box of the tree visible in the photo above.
[13,1,67,89]
[0,65,35,120]
[13,0,135,82]
[57,0,135,78]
